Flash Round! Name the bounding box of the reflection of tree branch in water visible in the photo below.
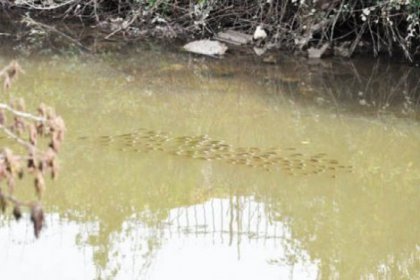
[86,196,297,278]
[284,58,419,119]
[228,189,234,247]
[236,195,242,260]
[22,15,91,52]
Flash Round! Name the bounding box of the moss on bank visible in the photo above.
[0,0,419,61]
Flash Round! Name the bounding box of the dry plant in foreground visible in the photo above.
[0,60,65,238]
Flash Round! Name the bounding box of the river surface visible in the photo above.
[0,45,419,280]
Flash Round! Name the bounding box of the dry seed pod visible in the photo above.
[44,148,59,179]
[53,116,66,142]
[1,60,23,90]
[46,107,56,120]
[3,148,21,177]
[7,175,15,194]
[37,103,47,117]
[6,61,24,80]
[27,157,36,171]
[12,204,22,221]
[16,98,26,111]
[4,148,15,174]
[0,191,6,213]
[51,158,59,179]
[12,116,26,135]
[36,123,45,136]
[0,109,6,125]
[34,172,45,199]
[27,146,37,172]
[3,148,13,165]
[30,202,44,238]
[50,133,61,152]
[38,160,45,173]
[44,147,56,167]
[3,74,11,90]
[17,169,24,179]
[29,123,37,145]
[0,164,6,180]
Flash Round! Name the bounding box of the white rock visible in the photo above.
[307,43,330,58]
[253,25,267,40]
[215,30,252,45]
[183,40,228,56]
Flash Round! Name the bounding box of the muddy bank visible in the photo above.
[0,1,419,63]
[0,6,419,121]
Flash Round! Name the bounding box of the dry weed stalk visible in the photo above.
[0,60,66,238]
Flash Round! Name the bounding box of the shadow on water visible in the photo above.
[0,45,419,280]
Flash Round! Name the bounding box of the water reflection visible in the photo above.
[0,46,419,279]
[0,214,97,280]
[98,197,316,279]
[256,57,420,121]
[1,197,318,280]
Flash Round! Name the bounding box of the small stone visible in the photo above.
[262,55,277,64]
[307,43,330,58]
[183,40,228,57]
[253,25,267,40]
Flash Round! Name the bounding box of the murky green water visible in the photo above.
[0,45,419,280]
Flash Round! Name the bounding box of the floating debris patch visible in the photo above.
[91,128,353,177]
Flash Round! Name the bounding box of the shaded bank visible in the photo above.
[0,0,419,62]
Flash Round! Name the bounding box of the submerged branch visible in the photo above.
[22,15,91,52]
